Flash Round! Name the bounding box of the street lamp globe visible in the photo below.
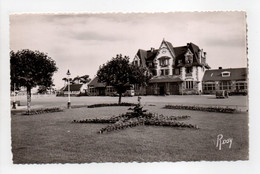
[67,69,71,76]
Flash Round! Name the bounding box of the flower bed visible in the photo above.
[23,107,63,115]
[73,104,198,134]
[87,102,137,108]
[163,105,236,113]
[71,105,88,109]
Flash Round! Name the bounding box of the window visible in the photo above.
[235,82,247,90]
[159,58,169,67]
[185,55,193,64]
[185,81,194,89]
[89,87,96,94]
[152,70,157,76]
[160,69,169,76]
[203,83,216,91]
[106,86,115,93]
[165,69,169,75]
[186,67,193,74]
[219,81,231,90]
[221,71,231,77]
[160,70,164,76]
[173,68,180,75]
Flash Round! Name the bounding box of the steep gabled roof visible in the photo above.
[63,84,83,91]
[146,49,158,61]
[136,49,148,67]
[165,41,175,57]
[88,76,106,88]
[136,48,158,68]
[189,43,200,58]
[202,68,247,81]
[173,46,187,60]
[134,40,208,69]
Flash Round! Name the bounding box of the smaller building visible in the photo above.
[63,83,86,96]
[202,67,247,95]
[88,76,134,96]
[88,77,116,96]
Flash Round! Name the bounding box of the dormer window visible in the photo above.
[222,71,231,77]
[185,55,193,64]
[158,57,170,67]
[185,50,193,64]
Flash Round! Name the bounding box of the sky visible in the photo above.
[10,12,247,89]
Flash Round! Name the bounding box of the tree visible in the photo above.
[72,75,91,84]
[10,49,58,112]
[37,86,48,94]
[62,75,91,87]
[79,75,91,84]
[97,54,151,104]
[62,77,68,86]
[37,84,55,94]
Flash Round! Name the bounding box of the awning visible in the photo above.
[149,75,183,83]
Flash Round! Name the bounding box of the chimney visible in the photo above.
[219,67,222,69]
[204,52,207,57]
[151,47,155,52]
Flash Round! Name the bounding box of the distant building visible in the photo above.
[87,76,116,96]
[87,76,134,96]
[63,83,86,96]
[202,67,248,95]
[133,39,210,95]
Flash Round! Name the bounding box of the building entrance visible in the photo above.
[159,86,165,95]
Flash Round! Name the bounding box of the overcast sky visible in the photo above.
[10,12,247,89]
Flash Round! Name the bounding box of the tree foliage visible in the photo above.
[62,75,91,86]
[37,85,55,94]
[72,75,91,84]
[97,54,151,104]
[10,49,58,111]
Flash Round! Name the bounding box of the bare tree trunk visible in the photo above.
[118,92,122,104]
[27,86,31,113]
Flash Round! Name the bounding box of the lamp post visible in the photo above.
[67,69,71,109]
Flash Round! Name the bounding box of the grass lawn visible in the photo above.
[11,103,249,163]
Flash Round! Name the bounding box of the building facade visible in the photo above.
[63,83,86,96]
[202,67,248,95]
[88,76,117,96]
[133,39,210,95]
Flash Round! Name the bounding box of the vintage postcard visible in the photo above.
[9,12,248,164]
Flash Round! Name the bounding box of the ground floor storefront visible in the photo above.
[134,81,201,96]
[146,82,180,95]
[203,80,248,95]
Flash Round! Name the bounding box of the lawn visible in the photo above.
[11,96,249,163]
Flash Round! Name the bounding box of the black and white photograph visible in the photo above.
[9,12,248,163]
[1,0,260,174]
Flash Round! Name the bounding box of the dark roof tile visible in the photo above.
[88,77,106,88]
[63,84,83,91]
[202,68,247,81]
